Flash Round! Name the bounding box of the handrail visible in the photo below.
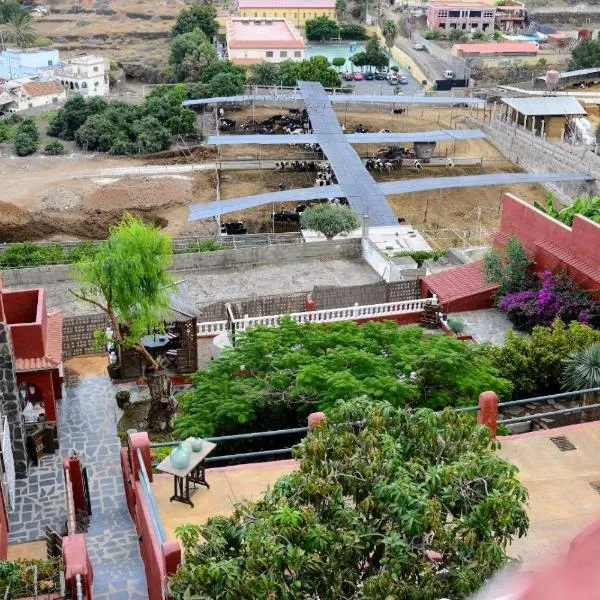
[64,466,77,536]
[136,448,166,546]
[498,402,600,425]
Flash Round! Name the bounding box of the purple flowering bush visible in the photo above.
[498,271,599,331]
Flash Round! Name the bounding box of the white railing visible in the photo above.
[197,299,428,337]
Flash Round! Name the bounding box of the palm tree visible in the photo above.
[382,20,398,69]
[335,0,347,21]
[0,11,37,48]
[563,343,600,422]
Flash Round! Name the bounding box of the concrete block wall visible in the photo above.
[62,314,109,359]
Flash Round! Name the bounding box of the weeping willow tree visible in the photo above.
[70,214,177,430]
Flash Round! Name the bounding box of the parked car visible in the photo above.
[375,71,386,80]
[388,75,399,85]
[398,75,409,84]
[413,42,425,51]
[443,70,455,79]
[343,72,354,81]
[353,72,364,81]
[365,71,374,80]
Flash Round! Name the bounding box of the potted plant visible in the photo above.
[115,390,131,409]
[107,363,120,379]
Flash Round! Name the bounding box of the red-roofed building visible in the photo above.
[226,17,305,65]
[0,280,63,426]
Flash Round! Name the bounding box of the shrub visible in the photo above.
[498,270,599,331]
[0,558,63,597]
[339,23,368,40]
[449,29,468,42]
[447,317,466,334]
[182,239,227,253]
[534,192,600,226]
[300,203,359,239]
[422,29,442,40]
[44,140,66,155]
[393,248,444,266]
[483,237,536,298]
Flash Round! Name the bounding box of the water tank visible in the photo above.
[546,70,560,90]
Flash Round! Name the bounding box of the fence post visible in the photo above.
[477,391,498,439]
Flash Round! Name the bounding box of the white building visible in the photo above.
[0,78,66,112]
[226,17,305,65]
[47,55,108,97]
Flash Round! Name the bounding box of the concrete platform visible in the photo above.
[499,423,600,567]
[154,460,297,542]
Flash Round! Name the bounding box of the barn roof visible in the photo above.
[500,96,587,116]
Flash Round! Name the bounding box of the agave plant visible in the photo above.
[562,343,600,422]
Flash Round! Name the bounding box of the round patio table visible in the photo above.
[141,334,169,358]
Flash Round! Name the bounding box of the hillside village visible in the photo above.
[0,0,599,599]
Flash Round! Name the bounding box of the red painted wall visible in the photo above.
[10,323,45,358]
[498,193,600,290]
[16,371,57,422]
[2,289,40,324]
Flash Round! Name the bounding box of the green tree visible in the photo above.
[569,38,600,70]
[381,19,398,68]
[335,0,347,20]
[449,28,468,42]
[300,203,359,239]
[44,140,66,155]
[209,71,244,96]
[562,343,600,421]
[69,215,177,429]
[0,10,37,47]
[16,118,38,141]
[75,113,119,152]
[483,237,536,298]
[169,29,218,81]
[13,132,36,156]
[483,319,600,398]
[332,56,346,72]
[133,116,172,154]
[305,15,340,41]
[170,398,529,599]
[171,2,218,40]
[48,96,107,140]
[534,192,600,226]
[199,60,246,85]
[0,1,26,24]
[279,56,341,88]
[175,320,512,438]
[340,23,368,40]
[249,62,280,85]
[364,34,388,70]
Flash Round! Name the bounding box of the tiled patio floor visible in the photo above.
[449,308,515,344]
[154,460,297,541]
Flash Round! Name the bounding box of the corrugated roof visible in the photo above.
[421,260,498,303]
[22,80,63,98]
[559,67,600,78]
[500,96,587,116]
[15,311,63,372]
[207,129,486,145]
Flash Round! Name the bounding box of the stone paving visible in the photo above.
[448,308,516,345]
[8,375,148,600]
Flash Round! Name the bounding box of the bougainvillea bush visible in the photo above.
[498,271,600,331]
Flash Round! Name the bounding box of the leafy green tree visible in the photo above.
[364,34,388,70]
[132,116,172,154]
[199,60,246,85]
[340,23,368,40]
[0,1,26,24]
[300,203,358,239]
[381,19,398,67]
[335,0,347,20]
[569,38,600,70]
[44,140,66,155]
[75,113,119,152]
[563,343,600,421]
[175,320,512,438]
[0,10,37,47]
[169,28,218,81]
[249,62,281,85]
[209,71,245,97]
[170,398,529,600]
[47,96,106,140]
[279,56,341,88]
[483,237,536,298]
[305,15,340,41]
[449,28,468,42]
[332,56,346,72]
[534,192,600,226]
[483,319,600,398]
[143,85,198,137]
[16,118,38,141]
[171,2,218,40]
[70,215,177,429]
[13,132,36,156]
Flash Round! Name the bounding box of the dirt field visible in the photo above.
[0,106,550,246]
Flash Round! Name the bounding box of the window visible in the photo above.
[439,22,446,28]
[47,60,53,66]
[461,23,466,29]
[283,12,286,16]
[449,10,460,17]
[254,12,257,16]
[93,66,99,72]
[471,22,478,28]
[82,82,88,88]
[263,12,266,16]
[280,50,288,57]
[28,102,32,108]
[483,10,494,17]
[437,9,448,16]
[294,50,302,57]
[303,12,306,17]
[449,22,457,28]
[52,97,58,103]
[470,10,481,17]
[266,50,274,57]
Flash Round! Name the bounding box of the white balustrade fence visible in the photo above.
[196,299,428,337]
